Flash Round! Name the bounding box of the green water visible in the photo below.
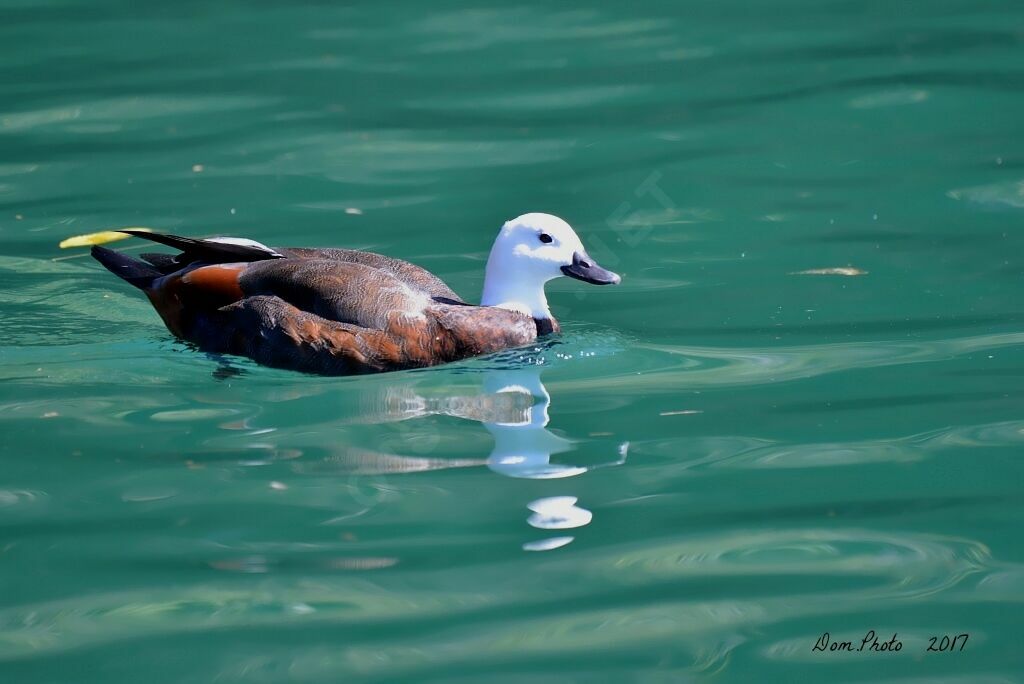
[3,1,1024,681]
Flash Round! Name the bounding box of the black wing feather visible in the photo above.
[118,230,285,264]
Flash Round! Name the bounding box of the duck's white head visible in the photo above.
[480,213,620,320]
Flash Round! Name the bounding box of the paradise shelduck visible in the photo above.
[91,212,621,375]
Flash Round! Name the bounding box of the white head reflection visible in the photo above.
[481,368,587,479]
[478,366,626,551]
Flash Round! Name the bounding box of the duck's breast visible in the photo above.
[429,303,539,357]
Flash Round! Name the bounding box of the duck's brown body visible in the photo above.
[93,237,556,375]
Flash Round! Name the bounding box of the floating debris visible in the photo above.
[345,207,363,215]
[659,410,702,417]
[150,407,238,422]
[191,164,204,173]
[948,179,1024,209]
[791,267,868,276]
[121,489,177,503]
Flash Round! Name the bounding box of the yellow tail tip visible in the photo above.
[59,227,154,249]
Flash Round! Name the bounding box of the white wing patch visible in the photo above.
[207,237,284,258]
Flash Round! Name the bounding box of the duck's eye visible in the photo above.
[538,233,553,244]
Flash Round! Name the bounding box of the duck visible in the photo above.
[91,213,621,375]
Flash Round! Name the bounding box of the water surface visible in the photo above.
[2,1,1024,681]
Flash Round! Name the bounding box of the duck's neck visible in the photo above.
[481,262,553,321]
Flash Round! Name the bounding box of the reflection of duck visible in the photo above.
[90,214,620,374]
[286,366,627,480]
[481,369,583,479]
[257,365,626,550]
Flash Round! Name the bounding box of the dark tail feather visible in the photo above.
[91,246,162,290]
[118,230,282,264]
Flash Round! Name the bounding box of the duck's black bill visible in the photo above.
[561,251,621,285]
